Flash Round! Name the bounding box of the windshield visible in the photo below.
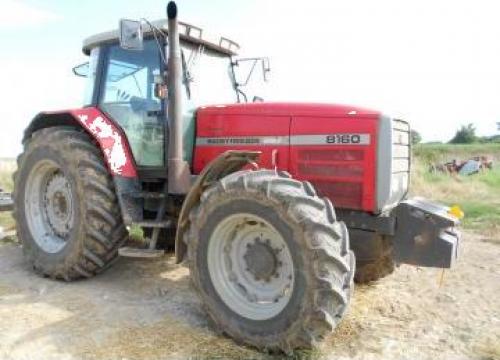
[181,43,236,106]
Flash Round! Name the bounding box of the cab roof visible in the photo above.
[82,19,239,56]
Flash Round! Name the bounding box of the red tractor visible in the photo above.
[13,2,460,352]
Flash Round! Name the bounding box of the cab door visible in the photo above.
[99,40,164,168]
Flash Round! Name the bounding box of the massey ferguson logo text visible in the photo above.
[206,138,261,145]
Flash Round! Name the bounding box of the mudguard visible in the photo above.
[392,197,461,268]
[23,108,142,224]
[175,150,261,263]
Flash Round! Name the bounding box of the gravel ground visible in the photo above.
[0,231,498,360]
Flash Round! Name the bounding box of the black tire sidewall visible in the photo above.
[195,197,308,338]
[16,143,85,272]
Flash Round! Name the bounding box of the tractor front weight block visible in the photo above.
[392,198,461,268]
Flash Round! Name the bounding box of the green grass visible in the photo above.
[412,146,500,235]
[129,224,145,242]
[413,143,500,163]
[459,201,500,230]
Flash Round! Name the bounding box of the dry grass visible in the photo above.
[76,312,322,360]
[474,338,500,360]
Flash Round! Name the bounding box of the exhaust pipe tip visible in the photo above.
[167,1,177,19]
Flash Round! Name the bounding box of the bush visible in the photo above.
[449,123,477,144]
[410,129,422,145]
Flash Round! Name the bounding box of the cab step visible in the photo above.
[129,191,166,199]
[118,247,165,258]
[133,220,173,228]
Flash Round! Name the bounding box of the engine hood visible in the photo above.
[197,102,381,118]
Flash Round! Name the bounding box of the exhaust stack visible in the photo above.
[166,1,191,194]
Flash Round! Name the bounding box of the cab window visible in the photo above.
[100,40,163,167]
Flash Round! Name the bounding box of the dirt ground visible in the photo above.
[0,231,499,360]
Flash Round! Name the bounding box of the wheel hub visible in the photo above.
[44,173,73,238]
[25,160,74,254]
[244,238,280,282]
[208,213,295,320]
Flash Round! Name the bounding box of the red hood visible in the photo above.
[197,102,381,118]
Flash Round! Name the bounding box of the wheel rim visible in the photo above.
[207,213,295,321]
[25,160,74,254]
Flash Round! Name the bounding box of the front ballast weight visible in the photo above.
[392,198,460,268]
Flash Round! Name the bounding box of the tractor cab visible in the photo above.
[74,20,266,172]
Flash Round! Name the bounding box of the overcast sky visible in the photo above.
[1,0,499,157]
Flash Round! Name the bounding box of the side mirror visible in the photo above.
[72,62,89,77]
[119,19,144,51]
[232,57,271,86]
[261,58,271,82]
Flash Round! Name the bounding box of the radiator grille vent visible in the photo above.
[298,149,364,162]
[297,149,366,209]
[298,163,364,177]
[312,181,363,209]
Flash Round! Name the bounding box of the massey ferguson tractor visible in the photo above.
[12,2,461,352]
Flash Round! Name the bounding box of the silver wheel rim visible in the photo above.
[25,160,74,254]
[207,213,295,320]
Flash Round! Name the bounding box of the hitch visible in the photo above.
[392,197,461,268]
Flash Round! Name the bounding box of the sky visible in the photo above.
[1,0,500,157]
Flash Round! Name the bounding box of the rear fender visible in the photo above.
[23,108,142,224]
[24,108,137,177]
[175,150,261,263]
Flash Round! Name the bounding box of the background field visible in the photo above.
[411,144,500,237]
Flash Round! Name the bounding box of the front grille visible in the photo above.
[298,163,364,178]
[312,181,363,209]
[297,148,366,209]
[298,149,365,162]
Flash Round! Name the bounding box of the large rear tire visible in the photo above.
[185,170,355,352]
[13,127,127,280]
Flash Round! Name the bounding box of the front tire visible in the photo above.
[13,127,127,280]
[185,170,355,352]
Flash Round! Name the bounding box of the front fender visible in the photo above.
[175,150,261,263]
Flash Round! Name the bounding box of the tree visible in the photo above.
[410,129,422,145]
[449,123,477,144]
